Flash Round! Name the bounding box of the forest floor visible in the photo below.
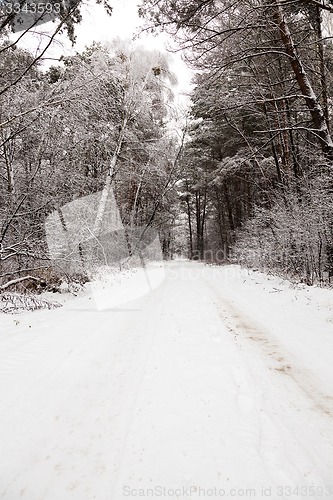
[0,261,333,500]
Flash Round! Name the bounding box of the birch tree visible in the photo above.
[0,41,180,288]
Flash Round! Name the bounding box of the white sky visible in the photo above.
[17,0,193,107]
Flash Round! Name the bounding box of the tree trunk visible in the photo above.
[315,5,330,131]
[273,1,333,159]
[186,195,193,259]
[93,115,128,235]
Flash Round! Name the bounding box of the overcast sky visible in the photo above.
[18,0,193,106]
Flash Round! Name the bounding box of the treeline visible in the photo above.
[3,0,333,291]
[0,37,180,290]
[142,0,333,283]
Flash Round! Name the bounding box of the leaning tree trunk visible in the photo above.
[273,1,333,160]
[93,115,128,235]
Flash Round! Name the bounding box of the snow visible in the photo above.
[90,263,165,310]
[0,261,332,500]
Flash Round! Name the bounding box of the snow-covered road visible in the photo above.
[0,262,333,500]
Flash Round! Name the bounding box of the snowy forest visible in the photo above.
[2,0,333,292]
[1,2,333,497]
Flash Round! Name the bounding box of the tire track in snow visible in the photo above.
[207,278,333,419]
[204,274,333,489]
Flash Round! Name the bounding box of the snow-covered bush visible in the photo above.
[233,177,333,285]
[0,293,62,314]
